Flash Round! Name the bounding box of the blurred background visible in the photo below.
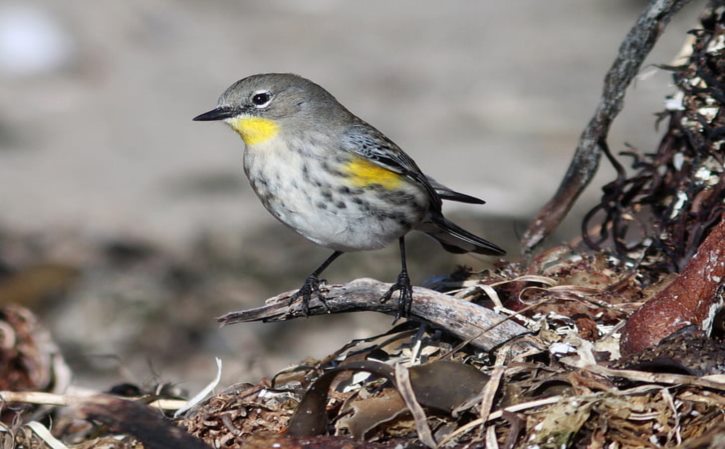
[0,0,706,391]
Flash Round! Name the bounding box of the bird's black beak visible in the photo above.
[193,107,236,121]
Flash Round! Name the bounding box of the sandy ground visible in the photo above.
[0,1,708,389]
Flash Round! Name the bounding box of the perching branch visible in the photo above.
[521,0,693,251]
[218,278,528,351]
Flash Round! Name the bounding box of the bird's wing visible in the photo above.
[341,122,441,205]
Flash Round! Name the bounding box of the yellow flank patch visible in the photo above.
[344,157,402,189]
[227,117,279,145]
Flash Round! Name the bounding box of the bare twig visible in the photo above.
[217,278,528,351]
[522,0,693,251]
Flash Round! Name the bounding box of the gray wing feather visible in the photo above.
[341,122,441,206]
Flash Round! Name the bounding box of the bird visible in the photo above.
[193,73,504,318]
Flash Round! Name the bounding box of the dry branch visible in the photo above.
[218,278,528,351]
[522,0,694,251]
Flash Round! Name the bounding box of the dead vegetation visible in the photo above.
[1,2,724,449]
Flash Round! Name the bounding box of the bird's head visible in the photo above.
[193,73,346,146]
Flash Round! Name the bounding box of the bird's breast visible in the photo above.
[241,140,430,251]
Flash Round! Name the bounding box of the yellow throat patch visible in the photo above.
[344,157,402,189]
[227,117,279,145]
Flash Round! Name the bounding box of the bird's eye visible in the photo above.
[251,91,272,107]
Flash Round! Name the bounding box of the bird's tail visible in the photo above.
[417,214,505,256]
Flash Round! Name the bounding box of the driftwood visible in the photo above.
[218,278,528,351]
[620,217,725,355]
[522,0,694,251]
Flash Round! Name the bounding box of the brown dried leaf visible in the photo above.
[408,361,490,413]
[336,388,407,439]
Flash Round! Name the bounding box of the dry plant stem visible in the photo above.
[479,347,508,439]
[23,422,68,449]
[217,278,528,351]
[585,365,725,390]
[0,390,187,411]
[395,364,436,449]
[485,426,499,449]
[522,0,693,251]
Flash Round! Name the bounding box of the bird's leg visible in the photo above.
[381,237,414,320]
[289,251,343,314]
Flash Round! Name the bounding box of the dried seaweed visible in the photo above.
[583,6,724,275]
[0,246,723,449]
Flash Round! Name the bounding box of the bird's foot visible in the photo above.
[289,274,330,315]
[381,270,414,321]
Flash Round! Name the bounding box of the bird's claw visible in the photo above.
[289,275,330,315]
[381,271,413,321]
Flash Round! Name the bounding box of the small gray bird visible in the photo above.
[194,73,504,317]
